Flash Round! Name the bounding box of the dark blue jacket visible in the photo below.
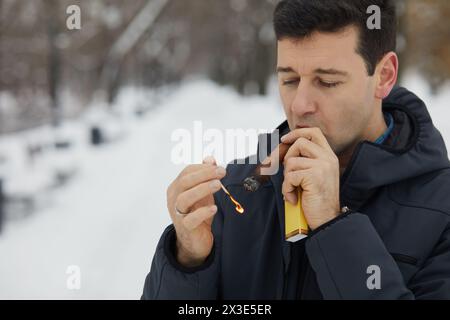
[142,87,450,299]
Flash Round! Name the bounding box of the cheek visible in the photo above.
[319,79,374,151]
[321,108,347,149]
[279,87,296,123]
[280,86,295,106]
[320,99,360,150]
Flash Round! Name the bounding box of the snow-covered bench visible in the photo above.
[0,127,79,218]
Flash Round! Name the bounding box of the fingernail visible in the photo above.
[210,180,221,189]
[210,205,217,213]
[280,135,287,142]
[203,156,215,164]
[216,167,226,176]
[284,194,290,203]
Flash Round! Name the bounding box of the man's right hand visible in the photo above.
[167,156,226,268]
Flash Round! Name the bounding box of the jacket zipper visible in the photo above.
[297,247,309,299]
[281,249,290,299]
[280,142,365,299]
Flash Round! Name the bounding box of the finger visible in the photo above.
[177,156,218,179]
[284,137,323,162]
[284,156,315,174]
[182,205,218,231]
[178,165,226,192]
[263,143,290,164]
[176,179,222,213]
[282,170,308,205]
[281,127,332,152]
[178,164,207,179]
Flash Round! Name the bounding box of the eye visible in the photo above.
[282,79,300,86]
[318,79,341,88]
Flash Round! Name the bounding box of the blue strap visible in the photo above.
[374,112,394,145]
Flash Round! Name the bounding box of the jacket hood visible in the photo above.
[341,86,450,209]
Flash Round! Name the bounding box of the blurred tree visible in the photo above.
[1,0,449,134]
[99,0,170,104]
[403,0,450,92]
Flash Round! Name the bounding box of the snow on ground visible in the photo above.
[0,80,284,299]
[401,71,450,146]
[0,77,448,299]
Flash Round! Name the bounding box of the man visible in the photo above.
[142,0,450,299]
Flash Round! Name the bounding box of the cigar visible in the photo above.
[243,143,291,192]
[242,139,309,241]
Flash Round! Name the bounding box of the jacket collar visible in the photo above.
[340,86,450,210]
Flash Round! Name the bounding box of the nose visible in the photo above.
[290,82,316,117]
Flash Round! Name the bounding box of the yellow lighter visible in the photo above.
[285,189,309,242]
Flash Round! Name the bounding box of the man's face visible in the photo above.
[277,26,378,156]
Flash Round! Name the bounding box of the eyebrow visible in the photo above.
[315,68,349,76]
[276,67,295,73]
[276,67,349,77]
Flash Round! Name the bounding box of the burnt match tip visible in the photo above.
[243,176,261,192]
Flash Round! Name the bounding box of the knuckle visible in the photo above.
[209,179,221,191]
[293,137,302,146]
[300,136,309,144]
[179,174,192,188]
[285,171,294,182]
[283,176,295,192]
[208,166,218,178]
[180,165,192,176]
[295,138,306,149]
[284,158,291,172]
[286,157,298,171]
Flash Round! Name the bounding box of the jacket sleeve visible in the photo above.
[305,212,450,299]
[141,195,224,300]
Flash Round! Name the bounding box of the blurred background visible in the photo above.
[0,0,449,299]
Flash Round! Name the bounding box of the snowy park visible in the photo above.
[0,79,286,299]
[1,0,450,300]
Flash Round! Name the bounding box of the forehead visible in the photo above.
[277,26,364,74]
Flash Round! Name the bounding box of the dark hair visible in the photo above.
[273,0,397,75]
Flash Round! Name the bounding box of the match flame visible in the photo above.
[220,183,245,214]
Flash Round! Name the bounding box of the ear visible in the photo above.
[374,52,398,99]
